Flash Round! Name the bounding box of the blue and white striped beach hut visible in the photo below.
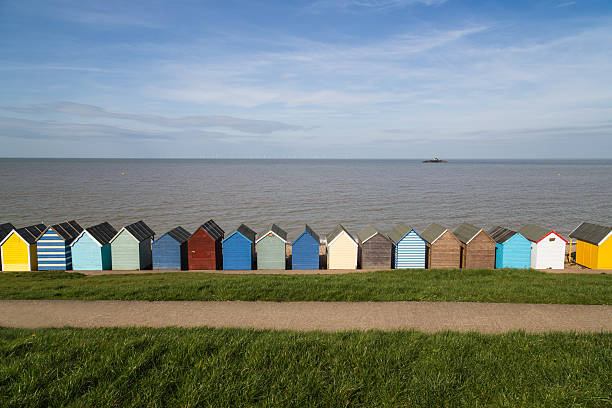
[388,222,426,269]
[70,222,117,270]
[291,225,320,270]
[222,224,256,270]
[37,221,83,270]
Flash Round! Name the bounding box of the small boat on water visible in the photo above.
[422,157,448,163]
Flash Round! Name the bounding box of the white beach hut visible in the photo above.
[518,224,567,269]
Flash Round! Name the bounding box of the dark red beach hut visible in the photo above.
[187,219,224,270]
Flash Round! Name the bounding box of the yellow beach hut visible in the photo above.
[326,224,358,269]
[0,224,46,271]
[569,222,612,269]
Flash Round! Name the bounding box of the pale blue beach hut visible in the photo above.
[71,222,117,270]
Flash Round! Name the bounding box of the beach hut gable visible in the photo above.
[152,226,191,270]
[0,224,46,271]
[256,224,288,270]
[291,225,320,270]
[223,224,256,270]
[326,224,357,248]
[188,219,224,270]
[569,222,612,269]
[420,223,448,245]
[37,220,83,271]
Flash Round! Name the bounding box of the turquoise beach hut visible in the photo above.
[388,222,426,269]
[291,225,320,270]
[222,224,256,270]
[489,226,531,269]
[71,222,117,270]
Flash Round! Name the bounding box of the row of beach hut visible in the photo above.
[0,220,610,271]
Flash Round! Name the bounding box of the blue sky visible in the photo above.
[1,0,611,158]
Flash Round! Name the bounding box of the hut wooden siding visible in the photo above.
[569,222,612,269]
[223,224,256,270]
[388,223,426,269]
[326,225,358,270]
[0,224,45,271]
[453,223,495,269]
[0,223,15,271]
[187,220,224,270]
[71,222,117,270]
[110,221,155,270]
[358,226,392,270]
[152,226,191,270]
[291,225,320,270]
[256,224,287,270]
[421,223,461,269]
[519,224,567,270]
[37,221,83,271]
[489,226,531,269]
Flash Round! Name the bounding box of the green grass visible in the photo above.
[0,327,610,407]
[0,269,610,304]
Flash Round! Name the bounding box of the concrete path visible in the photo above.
[73,268,610,276]
[1,300,611,333]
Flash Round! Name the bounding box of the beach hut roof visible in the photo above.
[488,226,517,244]
[327,224,356,245]
[117,220,155,242]
[15,224,46,244]
[518,224,567,243]
[47,220,83,244]
[166,226,191,243]
[453,223,482,244]
[388,222,413,243]
[226,224,256,243]
[0,223,15,242]
[421,223,447,245]
[200,219,224,241]
[256,224,288,243]
[303,224,320,242]
[86,222,118,245]
[357,225,387,243]
[569,222,612,246]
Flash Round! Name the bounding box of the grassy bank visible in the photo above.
[0,327,610,407]
[0,269,610,304]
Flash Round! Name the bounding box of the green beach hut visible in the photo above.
[256,224,288,270]
[110,221,155,270]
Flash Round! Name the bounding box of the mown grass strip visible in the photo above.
[0,269,610,304]
[0,327,610,407]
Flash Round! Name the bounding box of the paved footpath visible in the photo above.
[1,300,611,333]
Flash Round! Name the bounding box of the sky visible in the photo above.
[0,0,611,158]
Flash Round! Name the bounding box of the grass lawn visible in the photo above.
[0,269,610,304]
[0,327,610,407]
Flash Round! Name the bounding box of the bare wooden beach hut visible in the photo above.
[453,223,496,269]
[188,220,224,270]
[152,226,191,270]
[357,225,392,270]
[388,223,426,269]
[256,224,288,270]
[326,224,358,269]
[569,222,612,269]
[518,224,567,270]
[71,222,117,270]
[0,224,46,271]
[421,223,461,269]
[110,221,155,270]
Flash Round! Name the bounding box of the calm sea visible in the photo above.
[0,159,610,239]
